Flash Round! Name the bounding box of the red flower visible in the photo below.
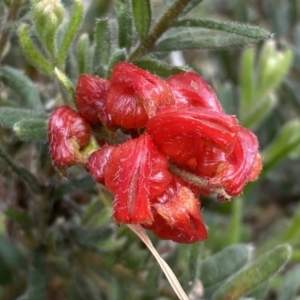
[87,145,114,185]
[167,72,222,112]
[143,177,207,243]
[208,127,261,198]
[146,107,238,167]
[103,134,172,224]
[76,74,110,125]
[48,63,263,244]
[106,62,174,128]
[48,106,91,169]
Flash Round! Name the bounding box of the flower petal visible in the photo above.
[209,127,261,198]
[107,62,174,128]
[48,106,91,168]
[167,72,222,112]
[104,134,172,224]
[144,177,207,243]
[147,108,238,166]
[76,74,110,125]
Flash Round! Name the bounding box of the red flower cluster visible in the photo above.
[48,62,262,243]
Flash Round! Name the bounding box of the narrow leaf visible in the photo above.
[14,118,47,141]
[199,244,253,287]
[18,24,53,76]
[180,0,204,16]
[156,28,261,51]
[0,143,41,194]
[115,0,133,51]
[278,265,300,300]
[257,204,300,255]
[256,42,292,99]
[175,19,271,40]
[57,0,83,68]
[262,119,300,174]
[128,224,189,300]
[239,48,255,119]
[27,251,48,300]
[241,93,277,130]
[54,67,75,99]
[105,49,126,78]
[0,256,13,284]
[93,19,111,77]
[77,33,90,74]
[212,244,292,300]
[0,67,43,111]
[0,235,26,270]
[4,208,32,231]
[0,107,46,129]
[131,0,151,40]
[134,57,187,78]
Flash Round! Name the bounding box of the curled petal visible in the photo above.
[144,177,207,243]
[249,153,262,182]
[48,106,91,168]
[167,72,222,112]
[87,146,114,184]
[107,62,174,128]
[209,127,261,198]
[76,74,110,125]
[106,82,149,128]
[104,134,172,224]
[147,108,238,166]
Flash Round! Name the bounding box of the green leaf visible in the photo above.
[144,266,161,298]
[4,208,32,232]
[0,235,26,270]
[212,244,292,300]
[0,107,46,129]
[240,93,277,130]
[0,256,13,285]
[0,143,41,194]
[14,118,48,141]
[77,33,91,74]
[239,48,255,119]
[115,0,133,51]
[93,19,111,77]
[174,19,271,40]
[199,244,253,287]
[262,119,300,174]
[131,0,151,40]
[18,24,53,76]
[180,0,204,16]
[53,175,95,199]
[57,0,83,68]
[257,204,300,255]
[257,41,293,99]
[278,265,300,300]
[133,57,187,78]
[54,67,75,99]
[27,251,48,300]
[155,28,261,51]
[105,49,126,78]
[0,67,43,111]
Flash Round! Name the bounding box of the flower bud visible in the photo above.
[33,0,64,39]
[48,105,91,169]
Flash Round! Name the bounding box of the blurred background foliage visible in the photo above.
[0,0,300,299]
